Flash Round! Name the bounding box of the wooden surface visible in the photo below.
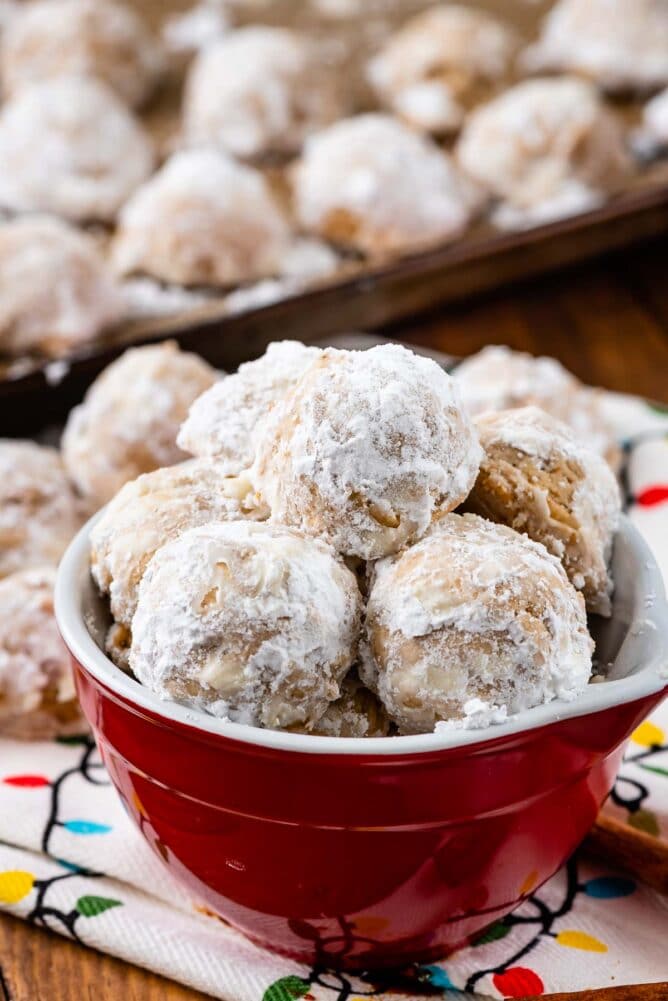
[584,815,668,897]
[1,235,668,999]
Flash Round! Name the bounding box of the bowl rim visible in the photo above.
[55,511,668,757]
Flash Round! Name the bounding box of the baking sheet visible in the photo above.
[2,0,668,434]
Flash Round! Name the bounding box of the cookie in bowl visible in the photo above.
[254,342,482,559]
[129,521,362,730]
[178,340,322,474]
[360,512,593,734]
[304,670,392,738]
[465,406,621,615]
[90,460,268,655]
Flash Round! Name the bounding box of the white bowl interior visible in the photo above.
[55,514,668,756]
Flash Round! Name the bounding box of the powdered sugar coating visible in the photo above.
[454,345,618,464]
[0,567,85,739]
[120,278,214,321]
[2,0,162,108]
[91,460,268,631]
[130,521,362,729]
[111,149,292,287]
[163,1,229,56]
[292,113,482,256]
[0,216,122,358]
[456,77,628,231]
[183,26,343,159]
[361,512,593,733]
[642,87,668,146]
[522,0,668,93]
[0,2,18,34]
[0,440,85,579]
[367,5,518,134]
[0,76,154,223]
[467,406,621,616]
[178,340,322,474]
[254,343,482,559]
[62,342,217,506]
[279,238,341,284]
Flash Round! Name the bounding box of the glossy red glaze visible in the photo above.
[72,655,666,971]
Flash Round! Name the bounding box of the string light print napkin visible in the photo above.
[1,389,668,1001]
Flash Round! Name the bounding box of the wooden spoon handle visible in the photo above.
[523,984,668,1000]
[582,814,668,896]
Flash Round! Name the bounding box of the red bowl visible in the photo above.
[56,516,668,971]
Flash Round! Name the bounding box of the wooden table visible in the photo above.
[2,236,668,1001]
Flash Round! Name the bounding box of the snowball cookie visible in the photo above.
[641,88,668,148]
[1,0,162,108]
[254,344,482,559]
[453,345,618,464]
[179,340,322,474]
[456,78,629,230]
[183,26,343,160]
[0,440,85,580]
[305,671,392,738]
[0,76,154,223]
[0,216,122,359]
[111,149,292,287]
[130,521,362,730]
[62,342,217,507]
[90,460,269,633]
[0,2,18,35]
[466,407,621,616]
[292,113,482,256]
[360,512,593,734]
[522,0,668,93]
[367,5,518,135]
[0,568,85,739]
